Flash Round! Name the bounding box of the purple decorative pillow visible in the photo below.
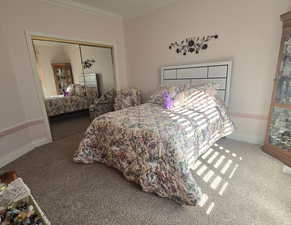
[64,91,69,97]
[163,90,174,109]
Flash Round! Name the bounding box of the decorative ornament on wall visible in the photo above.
[83,59,96,69]
[169,34,218,55]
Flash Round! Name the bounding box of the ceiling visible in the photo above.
[68,0,178,19]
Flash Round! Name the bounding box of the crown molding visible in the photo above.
[40,0,122,19]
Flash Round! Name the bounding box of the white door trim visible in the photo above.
[25,31,53,143]
[24,30,120,143]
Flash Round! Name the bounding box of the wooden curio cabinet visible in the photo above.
[52,63,74,95]
[263,11,291,166]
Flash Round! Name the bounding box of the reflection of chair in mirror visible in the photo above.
[89,89,116,121]
[45,84,99,117]
[88,88,142,121]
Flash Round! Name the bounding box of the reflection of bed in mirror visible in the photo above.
[44,71,102,117]
[44,84,99,117]
[44,73,108,117]
[33,39,116,120]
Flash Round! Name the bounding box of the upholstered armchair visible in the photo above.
[89,88,142,121]
[85,86,99,106]
[114,88,141,111]
[89,89,116,121]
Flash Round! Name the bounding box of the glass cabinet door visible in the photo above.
[269,107,291,150]
[269,33,291,150]
[275,34,291,104]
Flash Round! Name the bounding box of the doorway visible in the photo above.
[31,35,116,141]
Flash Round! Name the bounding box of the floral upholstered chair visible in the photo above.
[89,88,141,121]
[114,88,141,111]
[89,89,116,121]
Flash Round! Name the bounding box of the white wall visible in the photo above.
[36,44,71,97]
[64,45,83,85]
[0,24,33,165]
[0,25,26,129]
[35,43,84,97]
[1,0,290,167]
[0,0,128,167]
[125,0,291,144]
[36,43,116,96]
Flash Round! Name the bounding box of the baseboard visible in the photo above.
[283,165,291,174]
[228,133,264,145]
[31,138,50,149]
[0,137,50,168]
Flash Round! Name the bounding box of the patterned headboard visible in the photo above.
[160,61,232,106]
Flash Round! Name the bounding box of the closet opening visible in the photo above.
[30,35,117,141]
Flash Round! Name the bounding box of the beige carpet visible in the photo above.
[2,132,291,225]
[49,111,90,141]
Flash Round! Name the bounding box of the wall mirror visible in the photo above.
[32,38,116,141]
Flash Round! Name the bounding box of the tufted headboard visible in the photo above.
[160,61,232,106]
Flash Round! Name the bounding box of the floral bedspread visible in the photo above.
[45,95,89,117]
[73,94,234,205]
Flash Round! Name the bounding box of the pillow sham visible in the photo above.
[74,84,86,97]
[173,88,216,109]
[66,84,75,96]
[189,82,221,96]
[149,82,220,106]
[176,83,222,107]
[86,87,98,98]
[173,91,186,107]
[148,85,186,105]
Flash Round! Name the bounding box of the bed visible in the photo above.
[45,95,89,117]
[45,85,98,117]
[73,61,234,206]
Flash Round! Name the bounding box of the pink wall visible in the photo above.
[0,25,26,129]
[0,0,128,166]
[0,23,33,165]
[36,44,71,97]
[1,0,291,166]
[125,0,291,144]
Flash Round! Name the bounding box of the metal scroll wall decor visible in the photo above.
[83,59,96,69]
[169,34,218,55]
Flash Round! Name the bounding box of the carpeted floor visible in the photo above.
[2,133,291,225]
[49,110,90,141]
